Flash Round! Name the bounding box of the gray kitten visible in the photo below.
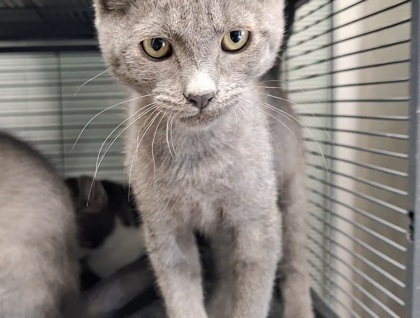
[93,1,313,317]
[0,132,78,318]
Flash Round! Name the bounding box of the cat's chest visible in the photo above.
[137,156,236,225]
[155,160,271,226]
[131,118,276,223]
[162,150,240,202]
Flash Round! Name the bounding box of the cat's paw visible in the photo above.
[282,310,314,318]
[282,303,314,318]
[280,273,314,318]
[206,305,231,318]
[206,296,233,318]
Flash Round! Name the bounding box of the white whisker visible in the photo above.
[257,81,290,92]
[259,107,304,160]
[259,79,288,84]
[128,109,159,191]
[166,114,174,158]
[258,90,332,148]
[74,67,111,96]
[235,102,252,121]
[294,103,335,145]
[95,102,156,170]
[71,94,155,152]
[240,98,304,162]
[127,123,143,195]
[260,102,331,175]
[152,112,165,178]
[237,101,283,192]
[255,83,305,93]
[232,109,239,135]
[128,110,162,184]
[90,104,156,203]
[102,105,156,172]
[169,114,178,157]
[88,105,155,203]
[257,92,293,104]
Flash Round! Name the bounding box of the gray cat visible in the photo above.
[93,1,313,317]
[0,132,79,318]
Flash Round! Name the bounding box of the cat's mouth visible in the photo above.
[178,99,236,127]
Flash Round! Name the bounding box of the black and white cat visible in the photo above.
[65,176,217,317]
[65,176,147,290]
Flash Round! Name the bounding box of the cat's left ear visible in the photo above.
[93,0,135,14]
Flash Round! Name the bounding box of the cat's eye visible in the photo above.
[222,30,250,52]
[141,38,172,59]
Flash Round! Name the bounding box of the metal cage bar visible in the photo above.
[408,0,420,316]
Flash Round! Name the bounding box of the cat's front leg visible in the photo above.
[210,207,281,318]
[143,217,207,318]
[279,172,314,318]
[206,229,236,317]
[233,210,281,318]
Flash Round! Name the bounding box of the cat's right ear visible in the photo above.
[76,176,108,214]
[93,0,135,15]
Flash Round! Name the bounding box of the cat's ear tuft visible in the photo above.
[93,0,135,14]
[76,176,108,214]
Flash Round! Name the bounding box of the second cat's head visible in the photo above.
[65,176,139,250]
[93,0,285,127]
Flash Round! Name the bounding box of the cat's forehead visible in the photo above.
[139,0,260,14]
[133,0,265,35]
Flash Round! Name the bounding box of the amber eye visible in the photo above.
[141,38,172,59]
[222,30,250,52]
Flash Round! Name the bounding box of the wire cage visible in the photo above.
[0,0,419,317]
[284,1,418,317]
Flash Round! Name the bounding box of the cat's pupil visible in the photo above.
[151,38,164,51]
[230,31,244,43]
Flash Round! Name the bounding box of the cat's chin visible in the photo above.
[179,114,217,128]
[178,110,224,129]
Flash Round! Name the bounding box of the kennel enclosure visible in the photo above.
[0,0,419,317]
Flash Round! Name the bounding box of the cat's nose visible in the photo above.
[186,92,215,110]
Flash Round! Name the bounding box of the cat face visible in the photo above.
[94,0,284,127]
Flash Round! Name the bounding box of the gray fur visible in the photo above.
[70,257,155,318]
[93,1,313,317]
[0,132,78,318]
